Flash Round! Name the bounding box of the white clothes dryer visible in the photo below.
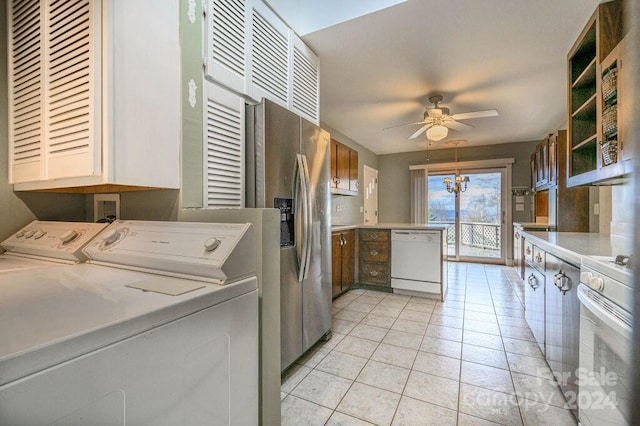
[0,220,259,425]
[0,220,106,273]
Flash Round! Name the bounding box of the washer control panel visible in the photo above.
[2,221,107,262]
[84,220,255,284]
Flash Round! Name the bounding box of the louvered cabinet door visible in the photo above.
[204,81,245,208]
[45,0,101,180]
[8,0,100,184]
[8,0,44,183]
[206,0,248,94]
[289,32,319,125]
[247,0,289,108]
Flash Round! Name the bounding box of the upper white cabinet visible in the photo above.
[247,0,290,108]
[205,0,320,124]
[8,0,180,191]
[205,0,248,95]
[289,31,320,124]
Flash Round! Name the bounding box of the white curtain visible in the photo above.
[410,168,427,224]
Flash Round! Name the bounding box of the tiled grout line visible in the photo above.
[282,263,565,425]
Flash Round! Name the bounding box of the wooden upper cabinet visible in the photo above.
[349,150,359,193]
[330,138,359,196]
[567,0,631,187]
[336,143,350,191]
[548,133,558,186]
[533,136,550,190]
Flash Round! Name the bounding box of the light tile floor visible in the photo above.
[281,262,578,426]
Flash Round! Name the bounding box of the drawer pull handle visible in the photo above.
[527,273,538,290]
[370,234,379,240]
[369,270,379,277]
[526,247,532,255]
[370,250,378,256]
[535,254,543,263]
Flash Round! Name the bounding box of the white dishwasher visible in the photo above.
[391,230,444,299]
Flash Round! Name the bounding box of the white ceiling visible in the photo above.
[270,0,601,154]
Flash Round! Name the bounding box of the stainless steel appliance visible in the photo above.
[578,255,633,426]
[246,99,332,371]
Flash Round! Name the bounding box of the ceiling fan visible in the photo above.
[386,95,498,141]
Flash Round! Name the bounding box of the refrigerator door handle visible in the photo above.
[295,154,309,283]
[300,154,313,280]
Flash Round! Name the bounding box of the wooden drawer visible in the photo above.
[360,241,389,262]
[360,229,389,242]
[360,262,390,285]
[533,246,546,270]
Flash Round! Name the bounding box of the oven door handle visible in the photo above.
[577,284,632,339]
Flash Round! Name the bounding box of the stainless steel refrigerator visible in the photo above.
[246,99,332,372]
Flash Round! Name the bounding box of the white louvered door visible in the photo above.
[204,82,245,208]
[8,0,100,184]
[206,0,248,94]
[45,0,100,180]
[247,0,289,108]
[8,0,44,183]
[289,32,320,125]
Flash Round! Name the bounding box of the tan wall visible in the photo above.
[322,123,379,226]
[377,141,540,223]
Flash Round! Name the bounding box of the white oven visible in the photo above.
[578,258,633,426]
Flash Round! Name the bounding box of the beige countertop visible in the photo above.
[513,222,556,230]
[332,223,449,232]
[521,231,633,266]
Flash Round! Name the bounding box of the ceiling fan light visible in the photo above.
[426,125,448,141]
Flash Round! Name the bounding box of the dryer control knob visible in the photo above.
[204,237,221,252]
[101,229,121,244]
[23,230,36,239]
[33,230,46,239]
[15,230,25,238]
[60,230,79,244]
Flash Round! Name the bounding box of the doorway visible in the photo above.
[363,165,378,225]
[427,168,506,263]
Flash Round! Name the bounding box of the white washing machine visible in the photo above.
[0,220,259,425]
[0,221,107,273]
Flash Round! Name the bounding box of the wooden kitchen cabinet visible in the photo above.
[332,230,355,298]
[8,0,180,192]
[358,230,390,288]
[531,130,589,231]
[547,133,557,186]
[330,139,359,196]
[532,138,549,190]
[567,0,631,187]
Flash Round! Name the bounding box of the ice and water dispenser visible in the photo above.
[275,198,294,247]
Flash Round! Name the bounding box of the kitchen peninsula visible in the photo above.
[331,224,448,301]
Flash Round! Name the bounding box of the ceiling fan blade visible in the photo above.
[408,124,431,139]
[451,109,498,121]
[445,121,473,132]
[382,120,425,130]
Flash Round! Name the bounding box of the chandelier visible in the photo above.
[444,174,470,195]
[443,141,469,195]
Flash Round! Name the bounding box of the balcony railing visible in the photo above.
[430,221,501,257]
